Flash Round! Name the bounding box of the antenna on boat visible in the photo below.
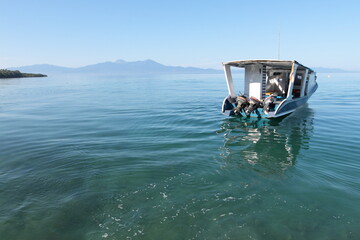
[277,30,281,60]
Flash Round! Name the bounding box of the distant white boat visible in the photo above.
[222,60,318,118]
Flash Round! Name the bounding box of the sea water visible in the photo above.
[0,73,359,239]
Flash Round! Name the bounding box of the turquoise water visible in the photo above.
[0,73,359,239]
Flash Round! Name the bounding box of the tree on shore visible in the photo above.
[0,69,47,78]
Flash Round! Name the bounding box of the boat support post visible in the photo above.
[223,64,237,99]
[286,62,299,100]
[300,69,309,97]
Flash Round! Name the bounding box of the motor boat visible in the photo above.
[222,60,318,118]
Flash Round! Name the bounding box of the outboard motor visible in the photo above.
[245,96,262,116]
[233,95,249,115]
[263,95,276,114]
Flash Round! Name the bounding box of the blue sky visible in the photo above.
[1,0,360,70]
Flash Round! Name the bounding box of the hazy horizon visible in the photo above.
[5,59,357,74]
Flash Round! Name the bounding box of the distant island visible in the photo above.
[0,69,47,79]
[8,59,222,75]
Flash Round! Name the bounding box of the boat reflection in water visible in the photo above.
[218,105,314,175]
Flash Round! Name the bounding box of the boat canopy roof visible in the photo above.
[223,59,314,73]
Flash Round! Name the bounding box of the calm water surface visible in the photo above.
[0,73,359,239]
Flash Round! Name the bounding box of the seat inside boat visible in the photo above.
[265,70,289,102]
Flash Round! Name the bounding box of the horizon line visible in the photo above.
[5,59,360,72]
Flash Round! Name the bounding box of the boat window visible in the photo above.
[292,73,303,98]
[294,73,303,86]
[304,75,310,96]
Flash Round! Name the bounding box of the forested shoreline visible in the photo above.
[0,69,47,78]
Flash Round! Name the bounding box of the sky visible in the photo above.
[1,0,360,70]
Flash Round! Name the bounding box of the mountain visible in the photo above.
[312,67,359,73]
[9,60,358,76]
[9,64,72,75]
[9,59,222,75]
